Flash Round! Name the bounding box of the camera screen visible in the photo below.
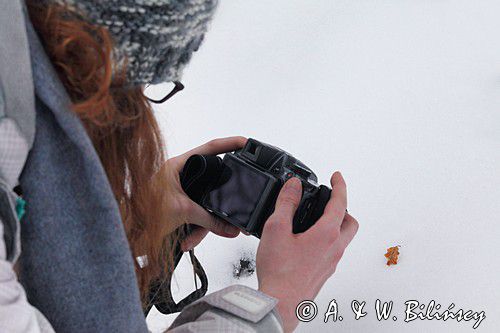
[203,156,270,228]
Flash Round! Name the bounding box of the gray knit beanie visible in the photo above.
[51,0,218,85]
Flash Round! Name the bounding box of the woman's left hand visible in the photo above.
[164,136,247,252]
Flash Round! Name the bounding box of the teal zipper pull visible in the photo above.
[16,197,26,220]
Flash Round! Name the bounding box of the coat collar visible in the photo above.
[24,17,97,156]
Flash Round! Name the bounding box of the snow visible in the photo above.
[148,1,500,332]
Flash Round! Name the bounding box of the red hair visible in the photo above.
[27,2,183,303]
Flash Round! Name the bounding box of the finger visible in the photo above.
[181,226,209,252]
[272,177,302,223]
[339,213,359,248]
[322,215,358,270]
[313,172,347,232]
[173,136,247,166]
[188,203,240,238]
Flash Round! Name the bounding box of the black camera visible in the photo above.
[180,138,332,238]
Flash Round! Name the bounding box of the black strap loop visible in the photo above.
[144,245,208,316]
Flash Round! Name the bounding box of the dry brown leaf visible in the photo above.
[385,246,400,266]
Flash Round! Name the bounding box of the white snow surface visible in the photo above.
[147,1,500,332]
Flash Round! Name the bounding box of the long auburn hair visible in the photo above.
[26,2,183,303]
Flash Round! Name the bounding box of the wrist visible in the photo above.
[258,284,300,332]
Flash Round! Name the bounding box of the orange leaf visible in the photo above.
[385,246,400,266]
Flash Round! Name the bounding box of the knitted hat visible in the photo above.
[51,0,218,85]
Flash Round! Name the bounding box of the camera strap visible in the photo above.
[144,155,223,316]
[144,244,208,316]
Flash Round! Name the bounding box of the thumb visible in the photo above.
[181,226,209,252]
[188,202,240,237]
[272,177,302,221]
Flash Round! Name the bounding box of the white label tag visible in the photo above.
[221,290,269,315]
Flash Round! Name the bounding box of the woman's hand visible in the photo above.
[256,172,359,333]
[164,136,247,251]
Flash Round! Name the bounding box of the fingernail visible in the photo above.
[224,224,238,234]
[286,177,302,195]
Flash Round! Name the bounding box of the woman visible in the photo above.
[0,0,358,332]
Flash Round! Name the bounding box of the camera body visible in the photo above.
[182,138,331,238]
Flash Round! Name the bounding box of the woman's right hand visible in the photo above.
[256,172,358,333]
